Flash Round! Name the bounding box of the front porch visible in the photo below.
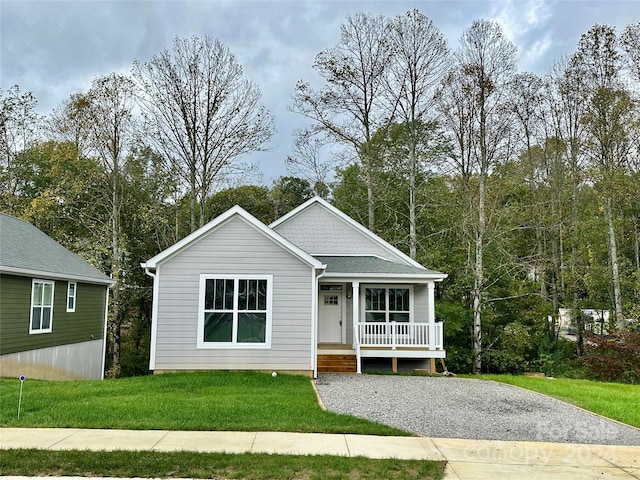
[318,320,445,374]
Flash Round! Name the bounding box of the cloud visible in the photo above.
[2,0,636,182]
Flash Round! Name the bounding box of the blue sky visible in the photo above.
[2,0,638,184]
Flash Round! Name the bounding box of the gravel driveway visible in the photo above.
[315,374,640,446]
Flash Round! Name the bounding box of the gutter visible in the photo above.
[311,265,327,379]
[141,263,158,371]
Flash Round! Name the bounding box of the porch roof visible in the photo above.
[314,255,444,277]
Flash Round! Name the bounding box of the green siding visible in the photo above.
[0,274,106,355]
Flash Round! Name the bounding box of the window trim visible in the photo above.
[66,281,77,312]
[30,279,55,334]
[362,284,414,323]
[197,274,273,349]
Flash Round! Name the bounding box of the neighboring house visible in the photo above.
[556,308,611,337]
[0,214,113,380]
[142,197,447,377]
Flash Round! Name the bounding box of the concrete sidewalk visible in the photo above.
[1,428,639,479]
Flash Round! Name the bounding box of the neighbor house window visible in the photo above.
[66,282,77,312]
[30,279,54,334]
[364,286,412,322]
[198,275,272,348]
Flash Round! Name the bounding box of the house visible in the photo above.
[0,214,113,380]
[556,308,611,337]
[142,197,447,377]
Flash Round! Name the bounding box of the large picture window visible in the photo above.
[198,275,272,348]
[30,279,54,334]
[364,286,411,322]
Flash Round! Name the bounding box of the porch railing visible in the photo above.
[357,321,443,350]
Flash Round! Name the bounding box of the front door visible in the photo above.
[318,284,343,343]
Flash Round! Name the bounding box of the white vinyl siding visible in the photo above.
[30,279,54,334]
[153,216,314,371]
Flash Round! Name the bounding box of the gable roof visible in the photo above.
[270,196,427,270]
[0,214,113,285]
[142,205,325,270]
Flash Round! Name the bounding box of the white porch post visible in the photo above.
[427,282,436,350]
[352,281,361,374]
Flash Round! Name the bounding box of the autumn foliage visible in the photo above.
[580,332,640,384]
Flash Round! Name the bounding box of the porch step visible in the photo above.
[317,354,357,373]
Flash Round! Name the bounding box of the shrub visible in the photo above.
[486,322,534,374]
[535,333,577,377]
[580,331,640,383]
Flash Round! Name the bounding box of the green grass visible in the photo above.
[0,372,445,478]
[479,374,640,428]
[0,449,445,480]
[0,371,408,435]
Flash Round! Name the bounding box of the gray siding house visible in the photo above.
[0,214,113,380]
[143,197,447,377]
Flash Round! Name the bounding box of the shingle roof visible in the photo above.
[0,214,112,284]
[314,255,445,277]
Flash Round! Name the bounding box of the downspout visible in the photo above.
[311,266,326,379]
[101,286,110,380]
[142,264,157,371]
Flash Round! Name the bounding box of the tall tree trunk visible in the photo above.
[633,215,640,284]
[472,171,485,374]
[364,156,375,232]
[604,196,624,329]
[110,173,122,373]
[409,145,417,259]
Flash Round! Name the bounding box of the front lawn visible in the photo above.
[480,375,640,428]
[0,372,447,478]
[0,371,408,435]
[0,449,445,480]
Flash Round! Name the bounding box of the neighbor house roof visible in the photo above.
[315,255,447,281]
[0,214,113,285]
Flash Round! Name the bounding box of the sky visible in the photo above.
[1,0,638,184]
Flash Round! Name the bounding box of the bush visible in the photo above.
[535,333,577,377]
[580,331,640,384]
[486,322,534,374]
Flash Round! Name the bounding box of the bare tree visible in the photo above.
[0,85,41,205]
[620,23,640,84]
[83,73,138,373]
[286,129,335,198]
[291,12,391,231]
[507,73,547,295]
[438,20,517,373]
[572,24,634,329]
[133,35,275,231]
[385,9,450,259]
[47,93,94,158]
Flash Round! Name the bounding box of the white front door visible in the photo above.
[318,285,343,343]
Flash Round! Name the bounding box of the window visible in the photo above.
[324,295,339,305]
[364,286,411,322]
[198,275,272,348]
[66,282,76,312]
[30,279,54,334]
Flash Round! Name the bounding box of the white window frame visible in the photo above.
[197,274,273,349]
[30,279,55,334]
[66,281,77,312]
[362,284,414,323]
